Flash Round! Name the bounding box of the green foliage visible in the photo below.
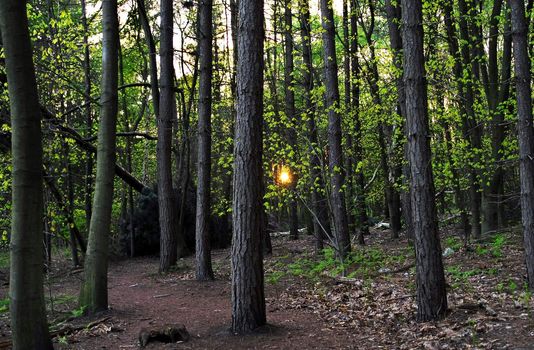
[0,297,9,313]
[0,250,9,269]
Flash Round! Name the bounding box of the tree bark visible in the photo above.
[79,0,119,314]
[402,0,448,322]
[510,0,534,290]
[298,0,330,252]
[350,0,369,245]
[158,0,178,272]
[319,0,351,261]
[0,0,53,347]
[284,0,299,241]
[231,0,266,333]
[195,0,215,281]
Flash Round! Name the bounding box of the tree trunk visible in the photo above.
[158,0,178,272]
[231,0,266,333]
[195,0,214,281]
[0,0,53,347]
[350,0,369,244]
[79,0,119,314]
[385,0,412,240]
[298,0,330,252]
[284,0,299,241]
[319,0,351,261]
[81,0,93,230]
[402,0,447,322]
[510,0,534,290]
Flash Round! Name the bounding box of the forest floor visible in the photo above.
[0,226,534,349]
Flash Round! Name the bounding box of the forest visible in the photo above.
[1,0,534,348]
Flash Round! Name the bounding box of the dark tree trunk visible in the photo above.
[0,1,53,347]
[158,0,178,272]
[195,0,214,281]
[298,0,330,252]
[81,0,93,230]
[231,0,266,334]
[385,0,413,240]
[350,0,369,244]
[319,0,351,261]
[441,0,472,242]
[402,0,448,322]
[79,0,119,314]
[510,0,534,290]
[284,0,299,241]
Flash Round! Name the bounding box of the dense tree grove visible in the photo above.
[2,0,534,347]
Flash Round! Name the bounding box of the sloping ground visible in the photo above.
[0,226,533,349]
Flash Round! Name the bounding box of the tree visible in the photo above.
[79,0,119,313]
[231,0,266,333]
[402,0,447,321]
[158,0,178,272]
[509,0,534,289]
[284,0,299,241]
[298,0,330,251]
[195,0,215,281]
[0,0,53,347]
[319,0,351,260]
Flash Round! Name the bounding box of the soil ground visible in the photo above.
[1,227,534,349]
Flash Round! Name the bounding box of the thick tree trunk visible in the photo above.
[510,0,534,290]
[231,0,266,333]
[284,0,299,241]
[0,1,53,347]
[319,0,351,261]
[195,0,214,281]
[299,0,330,252]
[158,0,178,272]
[80,0,119,314]
[402,0,447,322]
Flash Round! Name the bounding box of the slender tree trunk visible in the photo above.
[350,0,368,244]
[385,0,413,240]
[283,0,299,240]
[195,0,215,281]
[80,0,119,313]
[231,0,266,333]
[441,0,472,241]
[0,1,53,347]
[510,0,534,290]
[299,0,330,252]
[158,0,178,272]
[81,0,93,230]
[319,0,351,261]
[402,0,447,322]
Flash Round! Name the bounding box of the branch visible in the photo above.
[83,131,157,142]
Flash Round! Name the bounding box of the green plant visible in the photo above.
[445,236,462,251]
[0,297,8,313]
[0,250,9,269]
[265,271,285,285]
[490,233,506,258]
[70,305,86,318]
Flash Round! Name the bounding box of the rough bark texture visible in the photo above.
[299,0,330,252]
[284,0,299,241]
[195,0,214,281]
[319,0,351,260]
[80,0,119,314]
[510,0,534,289]
[158,0,178,272]
[0,1,53,347]
[231,0,266,334]
[402,0,448,322]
